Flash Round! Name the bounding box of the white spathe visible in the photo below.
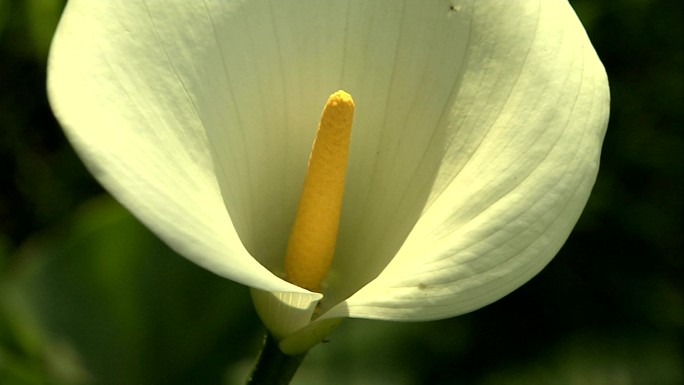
[48,0,609,353]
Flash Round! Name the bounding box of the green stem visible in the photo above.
[246,334,307,385]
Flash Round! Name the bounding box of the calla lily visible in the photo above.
[48,0,609,355]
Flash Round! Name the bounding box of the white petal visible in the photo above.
[193,0,476,335]
[81,0,476,297]
[194,0,477,306]
[193,0,473,282]
[47,1,307,294]
[323,0,610,320]
[49,0,608,326]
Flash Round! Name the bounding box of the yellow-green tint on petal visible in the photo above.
[285,91,354,292]
[251,289,320,341]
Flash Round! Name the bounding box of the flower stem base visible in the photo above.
[246,333,307,385]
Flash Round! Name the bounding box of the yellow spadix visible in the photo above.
[284,90,355,292]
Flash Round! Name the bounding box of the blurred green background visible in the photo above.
[1,0,681,384]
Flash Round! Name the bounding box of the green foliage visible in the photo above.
[25,0,64,61]
[0,0,682,384]
[2,197,261,385]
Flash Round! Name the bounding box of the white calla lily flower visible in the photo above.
[48,0,609,355]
